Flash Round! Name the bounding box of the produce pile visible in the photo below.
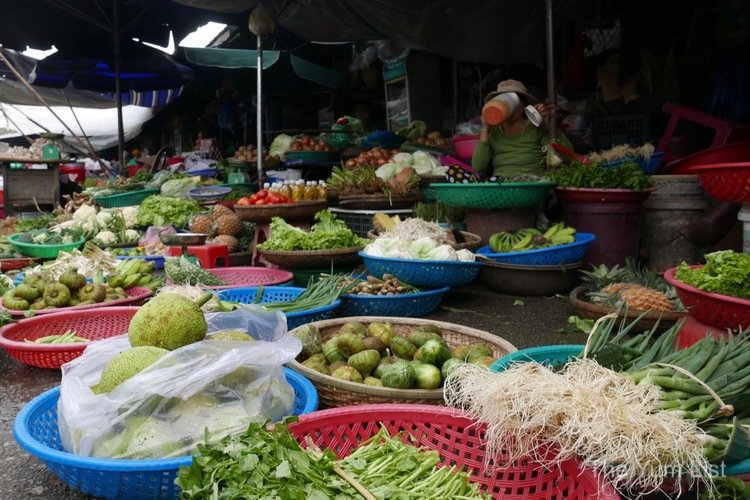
[549,160,654,191]
[340,274,420,296]
[177,420,488,499]
[188,205,251,254]
[587,142,656,164]
[488,222,577,252]
[289,134,337,153]
[295,320,499,390]
[445,315,750,496]
[24,330,89,344]
[258,210,365,251]
[343,146,400,169]
[364,219,476,262]
[675,250,750,300]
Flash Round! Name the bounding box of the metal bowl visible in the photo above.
[158,233,208,246]
[480,261,582,296]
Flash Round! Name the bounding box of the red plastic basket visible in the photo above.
[686,162,750,203]
[0,286,153,318]
[664,266,750,330]
[288,404,620,499]
[0,306,138,369]
[192,266,293,290]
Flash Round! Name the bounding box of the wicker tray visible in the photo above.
[337,193,423,210]
[258,246,363,269]
[0,286,153,318]
[287,316,517,407]
[367,229,482,252]
[234,200,327,224]
[569,286,687,332]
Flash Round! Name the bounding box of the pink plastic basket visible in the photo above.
[0,286,153,318]
[686,162,750,203]
[288,404,620,499]
[201,266,293,290]
[664,266,750,330]
[0,306,138,369]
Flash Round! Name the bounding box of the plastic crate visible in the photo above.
[360,252,483,288]
[217,286,340,330]
[339,286,450,317]
[288,404,619,499]
[12,369,318,500]
[592,114,648,149]
[428,181,555,209]
[94,189,160,208]
[476,232,596,265]
[664,266,750,330]
[328,207,412,237]
[8,233,85,259]
[490,344,585,372]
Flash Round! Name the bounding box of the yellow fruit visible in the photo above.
[601,282,676,312]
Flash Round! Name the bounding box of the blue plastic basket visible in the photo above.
[339,286,450,317]
[12,368,317,500]
[490,344,585,373]
[602,152,664,175]
[476,233,596,266]
[360,252,484,288]
[217,286,341,330]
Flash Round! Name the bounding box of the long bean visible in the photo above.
[260,274,355,313]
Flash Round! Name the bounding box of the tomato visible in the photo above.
[256,189,269,199]
[236,197,252,206]
[254,199,267,205]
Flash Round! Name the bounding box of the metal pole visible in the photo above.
[545,0,557,137]
[256,35,263,185]
[113,0,125,174]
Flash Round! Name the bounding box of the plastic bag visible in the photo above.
[57,304,302,459]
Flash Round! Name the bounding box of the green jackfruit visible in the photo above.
[97,346,169,393]
[128,292,212,350]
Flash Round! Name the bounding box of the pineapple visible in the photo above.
[580,260,678,313]
[211,204,235,219]
[209,234,240,253]
[189,214,213,235]
[215,214,243,236]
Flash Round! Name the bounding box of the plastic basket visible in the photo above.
[685,162,750,203]
[217,286,340,330]
[0,306,139,369]
[591,114,648,149]
[12,369,318,500]
[94,189,160,208]
[328,207,413,237]
[664,266,750,330]
[360,252,483,288]
[490,344,585,372]
[339,286,450,317]
[287,404,619,498]
[199,267,293,289]
[1,286,153,318]
[8,233,85,259]
[602,151,664,174]
[476,232,596,265]
[428,181,555,209]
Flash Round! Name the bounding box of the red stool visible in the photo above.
[167,244,230,268]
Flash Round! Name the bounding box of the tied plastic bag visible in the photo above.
[57,305,302,460]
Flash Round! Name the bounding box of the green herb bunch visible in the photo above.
[550,160,653,191]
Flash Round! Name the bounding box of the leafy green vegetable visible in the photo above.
[135,195,202,228]
[550,161,654,191]
[258,210,366,251]
[675,250,750,299]
[14,213,58,232]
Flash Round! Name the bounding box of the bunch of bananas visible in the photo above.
[488,223,577,253]
[107,259,163,291]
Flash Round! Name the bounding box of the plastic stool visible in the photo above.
[167,244,229,268]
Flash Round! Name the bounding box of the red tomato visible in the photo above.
[256,190,269,199]
[236,197,252,206]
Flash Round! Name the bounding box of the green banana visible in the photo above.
[107,274,124,288]
[137,274,152,286]
[121,273,142,289]
[511,233,533,251]
[138,261,155,274]
[489,233,502,252]
[543,222,563,239]
[550,233,576,245]
[144,278,164,291]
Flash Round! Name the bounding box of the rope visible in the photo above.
[653,362,734,418]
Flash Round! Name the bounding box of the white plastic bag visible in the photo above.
[58,305,302,459]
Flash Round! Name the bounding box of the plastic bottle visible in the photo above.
[482,92,520,126]
[279,180,293,200]
[262,181,271,193]
[317,180,327,201]
[304,181,319,200]
[291,180,305,201]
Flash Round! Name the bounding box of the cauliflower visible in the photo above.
[123,229,141,243]
[96,210,114,228]
[120,207,138,229]
[93,231,117,246]
[72,204,97,222]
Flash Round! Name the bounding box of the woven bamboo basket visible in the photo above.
[367,229,482,252]
[258,246,364,269]
[287,316,517,407]
[569,286,687,332]
[233,200,326,223]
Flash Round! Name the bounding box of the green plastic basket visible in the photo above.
[429,181,555,209]
[8,233,86,259]
[94,189,160,208]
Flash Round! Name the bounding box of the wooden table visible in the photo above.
[0,157,63,215]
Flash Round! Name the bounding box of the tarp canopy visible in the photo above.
[184,47,344,88]
[172,0,568,65]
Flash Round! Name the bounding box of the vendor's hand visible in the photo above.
[534,102,560,121]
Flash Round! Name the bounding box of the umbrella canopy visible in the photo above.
[28,40,197,93]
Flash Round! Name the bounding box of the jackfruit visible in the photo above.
[209,329,254,341]
[97,346,169,393]
[128,292,213,350]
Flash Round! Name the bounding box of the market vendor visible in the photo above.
[470,79,573,179]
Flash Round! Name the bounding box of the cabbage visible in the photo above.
[426,245,457,261]
[269,134,293,159]
[160,178,199,199]
[391,152,413,168]
[407,237,438,259]
[411,151,442,176]
[456,249,476,262]
[375,162,398,180]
